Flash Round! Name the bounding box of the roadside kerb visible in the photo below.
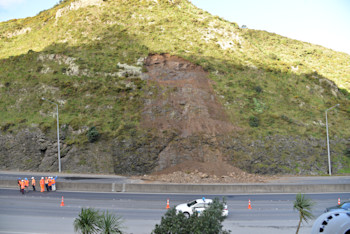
[1,179,349,193]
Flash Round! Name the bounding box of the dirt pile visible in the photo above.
[138,160,271,183]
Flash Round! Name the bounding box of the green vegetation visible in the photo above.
[74,208,100,234]
[293,193,315,234]
[74,208,124,234]
[152,198,229,234]
[0,0,349,174]
[87,126,100,143]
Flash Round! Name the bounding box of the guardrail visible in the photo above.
[1,180,349,194]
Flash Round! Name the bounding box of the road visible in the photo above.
[1,188,349,234]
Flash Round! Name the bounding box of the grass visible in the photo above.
[0,0,349,173]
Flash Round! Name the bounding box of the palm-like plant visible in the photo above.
[74,208,100,234]
[97,211,124,234]
[293,193,315,234]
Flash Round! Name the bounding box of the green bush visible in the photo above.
[339,88,350,100]
[254,85,262,93]
[249,116,260,127]
[345,147,350,158]
[87,126,100,143]
[74,208,124,234]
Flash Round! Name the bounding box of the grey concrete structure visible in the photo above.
[2,171,350,194]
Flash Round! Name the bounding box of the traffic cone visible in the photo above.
[248,199,252,209]
[166,198,170,209]
[338,198,341,205]
[60,196,65,207]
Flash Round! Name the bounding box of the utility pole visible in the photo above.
[325,104,339,176]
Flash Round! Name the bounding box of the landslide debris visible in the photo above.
[138,160,272,184]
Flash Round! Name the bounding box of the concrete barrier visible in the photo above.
[1,179,349,194]
[124,183,350,194]
[0,180,18,188]
[56,182,124,192]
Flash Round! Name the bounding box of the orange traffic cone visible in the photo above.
[338,198,341,205]
[60,196,65,207]
[248,199,252,209]
[166,198,170,209]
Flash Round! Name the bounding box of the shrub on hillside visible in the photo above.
[254,85,263,93]
[87,126,100,143]
[249,116,260,127]
[345,147,350,158]
[339,88,350,100]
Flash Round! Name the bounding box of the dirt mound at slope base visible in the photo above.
[139,160,271,183]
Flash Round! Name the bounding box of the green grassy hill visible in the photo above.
[0,0,349,175]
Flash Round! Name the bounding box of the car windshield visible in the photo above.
[341,203,350,209]
[187,200,197,207]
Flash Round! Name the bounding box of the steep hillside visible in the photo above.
[0,0,349,175]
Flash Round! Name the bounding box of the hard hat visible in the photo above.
[21,179,24,181]
[31,177,34,179]
[41,177,44,179]
[311,210,350,234]
[25,178,27,180]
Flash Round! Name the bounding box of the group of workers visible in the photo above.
[17,176,57,195]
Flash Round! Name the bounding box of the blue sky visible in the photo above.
[0,0,349,55]
[191,0,350,55]
[0,0,57,21]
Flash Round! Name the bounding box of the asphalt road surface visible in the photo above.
[1,188,349,234]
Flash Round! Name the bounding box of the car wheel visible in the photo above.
[183,212,190,218]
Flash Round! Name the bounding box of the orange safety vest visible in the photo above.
[25,180,29,187]
[32,179,36,186]
[48,178,52,186]
[44,178,48,184]
[52,178,56,184]
[20,181,25,189]
[40,179,45,186]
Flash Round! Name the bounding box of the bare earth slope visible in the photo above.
[138,54,266,183]
[142,54,235,169]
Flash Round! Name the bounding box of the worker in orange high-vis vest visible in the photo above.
[31,177,36,191]
[52,176,57,191]
[17,178,21,193]
[40,177,45,192]
[24,178,29,192]
[44,177,49,192]
[48,177,52,191]
[20,180,25,195]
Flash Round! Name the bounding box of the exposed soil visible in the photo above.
[141,54,242,173]
[142,53,237,137]
[136,53,268,182]
[136,160,273,184]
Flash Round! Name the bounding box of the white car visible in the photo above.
[175,198,228,218]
